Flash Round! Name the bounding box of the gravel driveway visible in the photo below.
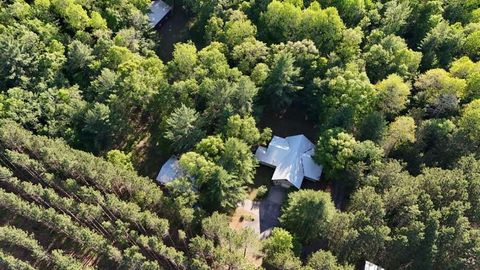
[259,186,286,238]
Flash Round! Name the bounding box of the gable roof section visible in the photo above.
[302,156,323,181]
[262,136,290,167]
[149,0,172,27]
[255,134,323,188]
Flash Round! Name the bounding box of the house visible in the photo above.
[156,156,182,185]
[148,0,172,28]
[364,261,385,270]
[255,135,323,189]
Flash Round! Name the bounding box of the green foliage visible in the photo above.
[336,27,363,63]
[380,0,412,35]
[106,149,134,171]
[261,1,302,43]
[357,112,387,143]
[0,249,36,270]
[0,121,163,209]
[224,114,270,146]
[251,63,270,85]
[307,250,354,270]
[220,137,258,185]
[299,2,346,54]
[280,190,336,244]
[316,62,377,127]
[195,135,225,161]
[316,128,383,188]
[165,104,205,153]
[262,227,303,269]
[404,0,443,47]
[223,11,257,48]
[364,33,421,83]
[382,116,416,154]
[263,228,295,257]
[52,0,91,31]
[167,42,198,81]
[232,38,269,73]
[0,226,92,270]
[420,21,465,69]
[416,119,457,167]
[415,69,467,102]
[444,0,480,24]
[179,151,246,213]
[375,74,411,116]
[255,185,268,199]
[3,0,480,268]
[315,128,357,174]
[0,187,120,260]
[465,30,480,61]
[189,212,260,269]
[450,57,480,101]
[262,51,302,110]
[261,1,345,54]
[459,99,480,141]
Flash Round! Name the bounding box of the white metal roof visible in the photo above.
[149,0,172,27]
[255,135,323,189]
[156,156,182,184]
[364,261,385,270]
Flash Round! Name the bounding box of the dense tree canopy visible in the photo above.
[2,0,480,269]
[280,190,336,244]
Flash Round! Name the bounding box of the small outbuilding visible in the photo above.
[255,135,323,189]
[156,156,182,185]
[148,0,172,28]
[363,261,385,270]
[364,261,385,270]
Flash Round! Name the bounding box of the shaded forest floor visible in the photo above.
[257,105,319,143]
[154,6,192,62]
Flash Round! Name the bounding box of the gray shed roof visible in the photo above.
[156,156,182,185]
[149,0,172,27]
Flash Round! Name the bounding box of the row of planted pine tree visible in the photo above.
[0,120,186,270]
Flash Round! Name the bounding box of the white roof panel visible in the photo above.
[156,156,181,184]
[270,136,289,149]
[255,146,272,166]
[149,0,172,27]
[265,145,289,167]
[302,155,323,181]
[255,134,323,188]
[364,261,384,270]
[286,134,314,153]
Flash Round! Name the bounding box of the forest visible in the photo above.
[1,0,480,269]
